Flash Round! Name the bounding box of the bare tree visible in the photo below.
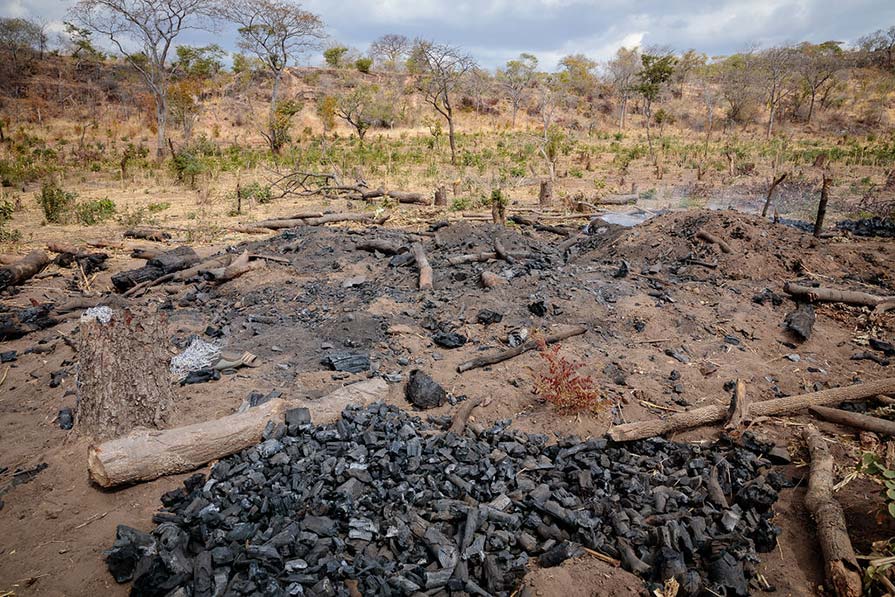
[218,0,324,152]
[606,46,641,129]
[534,73,567,181]
[369,33,409,70]
[71,0,218,159]
[756,45,797,137]
[497,53,537,127]
[409,39,476,165]
[859,26,895,71]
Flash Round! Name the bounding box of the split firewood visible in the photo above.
[411,243,433,290]
[809,405,895,436]
[123,228,171,242]
[449,397,483,434]
[802,426,863,597]
[493,238,513,263]
[480,271,506,288]
[607,377,895,441]
[0,249,50,292]
[457,325,588,373]
[783,282,895,311]
[695,230,732,254]
[356,240,405,255]
[724,379,750,432]
[87,378,388,487]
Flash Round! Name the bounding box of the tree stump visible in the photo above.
[538,179,553,207]
[77,309,176,439]
[434,185,447,207]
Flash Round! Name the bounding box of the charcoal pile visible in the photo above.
[105,404,786,597]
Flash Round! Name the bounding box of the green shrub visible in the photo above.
[238,181,272,204]
[75,198,116,225]
[147,201,171,213]
[36,182,77,223]
[0,199,20,242]
[450,196,472,211]
[355,57,373,73]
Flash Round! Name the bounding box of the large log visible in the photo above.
[0,249,50,291]
[508,215,571,237]
[387,191,428,205]
[87,379,388,487]
[809,405,895,436]
[111,246,200,292]
[88,399,287,487]
[457,325,588,373]
[783,282,895,308]
[803,426,862,597]
[595,194,637,205]
[411,242,433,290]
[607,377,895,441]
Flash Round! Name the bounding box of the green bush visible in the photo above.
[355,57,373,73]
[450,196,472,211]
[238,181,272,204]
[36,182,77,223]
[0,199,20,242]
[75,198,116,225]
[147,201,171,213]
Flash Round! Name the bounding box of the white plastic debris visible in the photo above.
[81,306,113,324]
[170,337,221,378]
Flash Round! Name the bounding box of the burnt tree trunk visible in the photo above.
[814,174,830,237]
[77,309,177,439]
[538,179,553,207]
[761,173,787,218]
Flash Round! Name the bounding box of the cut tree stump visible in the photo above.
[0,249,50,292]
[803,426,863,597]
[434,186,447,207]
[538,180,553,207]
[607,377,895,441]
[809,405,895,436]
[77,309,177,440]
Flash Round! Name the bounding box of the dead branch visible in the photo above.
[356,240,405,255]
[802,425,863,597]
[493,238,513,263]
[0,250,50,291]
[809,405,895,436]
[783,282,895,311]
[123,228,171,242]
[449,397,483,434]
[607,377,895,441]
[457,325,588,373]
[480,271,506,288]
[695,230,732,254]
[509,214,572,237]
[761,173,788,218]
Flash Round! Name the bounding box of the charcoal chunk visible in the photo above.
[105,525,157,583]
[405,370,446,409]
[476,310,503,325]
[321,352,371,373]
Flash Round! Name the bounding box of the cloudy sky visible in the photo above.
[4,0,894,69]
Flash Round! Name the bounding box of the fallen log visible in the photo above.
[803,426,863,597]
[206,251,259,284]
[595,194,637,205]
[88,399,288,488]
[266,211,324,221]
[508,215,572,237]
[480,271,506,288]
[46,242,83,255]
[356,240,405,255]
[387,190,428,205]
[111,246,200,293]
[809,405,895,436]
[304,213,390,226]
[123,253,235,297]
[783,282,895,309]
[695,230,732,254]
[87,379,388,487]
[411,242,433,290]
[131,246,164,260]
[230,225,274,235]
[0,249,50,292]
[447,250,532,266]
[457,325,588,373]
[124,228,171,242]
[607,377,895,441]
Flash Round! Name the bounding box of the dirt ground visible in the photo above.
[0,203,893,596]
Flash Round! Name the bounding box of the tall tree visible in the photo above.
[557,53,598,97]
[635,51,676,163]
[671,49,706,96]
[756,45,797,137]
[336,82,377,143]
[859,26,895,71]
[0,17,44,95]
[408,39,476,165]
[715,52,760,125]
[218,0,324,153]
[497,53,537,127]
[369,33,409,70]
[71,0,218,159]
[606,46,641,129]
[795,41,844,123]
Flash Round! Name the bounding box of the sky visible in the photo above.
[3,0,895,70]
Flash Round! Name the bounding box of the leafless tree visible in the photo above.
[606,46,641,129]
[496,53,537,127]
[71,0,218,159]
[859,26,895,70]
[369,33,409,70]
[534,73,567,181]
[409,39,476,165]
[756,45,797,137]
[218,0,324,152]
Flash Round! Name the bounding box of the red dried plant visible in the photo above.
[532,337,606,414]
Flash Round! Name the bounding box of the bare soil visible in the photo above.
[0,206,893,595]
